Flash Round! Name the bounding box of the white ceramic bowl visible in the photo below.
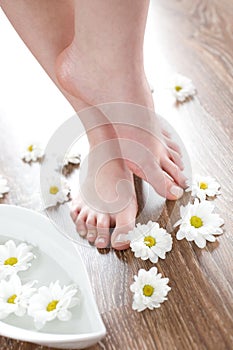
[0,205,106,349]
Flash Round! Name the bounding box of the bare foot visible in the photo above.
[70,125,137,250]
[111,104,187,200]
[56,44,187,200]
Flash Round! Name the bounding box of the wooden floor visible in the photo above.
[0,0,233,349]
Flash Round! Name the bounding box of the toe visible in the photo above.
[163,172,184,200]
[95,214,111,248]
[169,150,184,171]
[86,214,97,242]
[111,203,137,250]
[165,137,182,156]
[161,157,187,188]
[130,158,185,201]
[75,209,88,237]
[161,129,171,138]
[70,202,81,222]
[144,163,185,200]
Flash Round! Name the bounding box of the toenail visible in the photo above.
[170,185,184,198]
[88,232,95,238]
[114,234,129,244]
[96,237,106,244]
[79,230,86,237]
[87,232,95,238]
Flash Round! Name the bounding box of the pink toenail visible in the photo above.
[88,232,95,238]
[170,185,184,198]
[114,234,129,244]
[96,237,106,244]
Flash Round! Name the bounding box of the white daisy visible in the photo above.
[170,73,196,102]
[186,175,221,201]
[43,176,70,208]
[21,142,44,162]
[63,151,81,167]
[0,240,35,280]
[130,267,171,312]
[0,175,9,198]
[0,274,37,319]
[174,199,224,248]
[128,221,172,263]
[28,280,81,330]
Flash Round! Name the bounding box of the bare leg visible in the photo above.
[56,0,186,197]
[1,0,74,86]
[1,0,185,249]
[0,0,137,249]
[56,0,152,106]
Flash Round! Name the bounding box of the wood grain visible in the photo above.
[0,0,233,349]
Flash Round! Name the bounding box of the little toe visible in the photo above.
[75,210,88,237]
[86,214,97,242]
[70,203,81,222]
[95,214,111,249]
[161,129,171,139]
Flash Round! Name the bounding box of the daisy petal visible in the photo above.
[129,222,172,263]
[130,267,170,312]
[28,281,80,329]
[175,199,224,248]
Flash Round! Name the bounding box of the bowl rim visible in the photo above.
[0,204,107,343]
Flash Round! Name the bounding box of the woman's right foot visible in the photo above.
[56,43,187,201]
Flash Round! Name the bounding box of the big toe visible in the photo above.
[142,162,185,200]
[161,157,187,189]
[111,204,137,250]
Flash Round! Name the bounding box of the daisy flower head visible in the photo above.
[21,142,44,163]
[43,176,71,209]
[0,240,35,280]
[130,267,171,312]
[63,151,81,167]
[128,221,173,263]
[170,73,196,102]
[0,274,37,319]
[186,175,221,201]
[174,199,224,248]
[28,280,81,330]
[0,175,9,198]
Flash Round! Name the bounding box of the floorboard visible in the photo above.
[0,0,232,349]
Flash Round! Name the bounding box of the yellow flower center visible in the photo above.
[7,294,17,304]
[143,285,154,297]
[190,216,203,228]
[144,236,156,248]
[27,145,34,152]
[4,257,18,266]
[46,300,59,312]
[49,186,59,195]
[199,182,208,190]
[175,85,182,92]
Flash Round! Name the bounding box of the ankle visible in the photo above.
[55,42,153,107]
[87,123,118,148]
